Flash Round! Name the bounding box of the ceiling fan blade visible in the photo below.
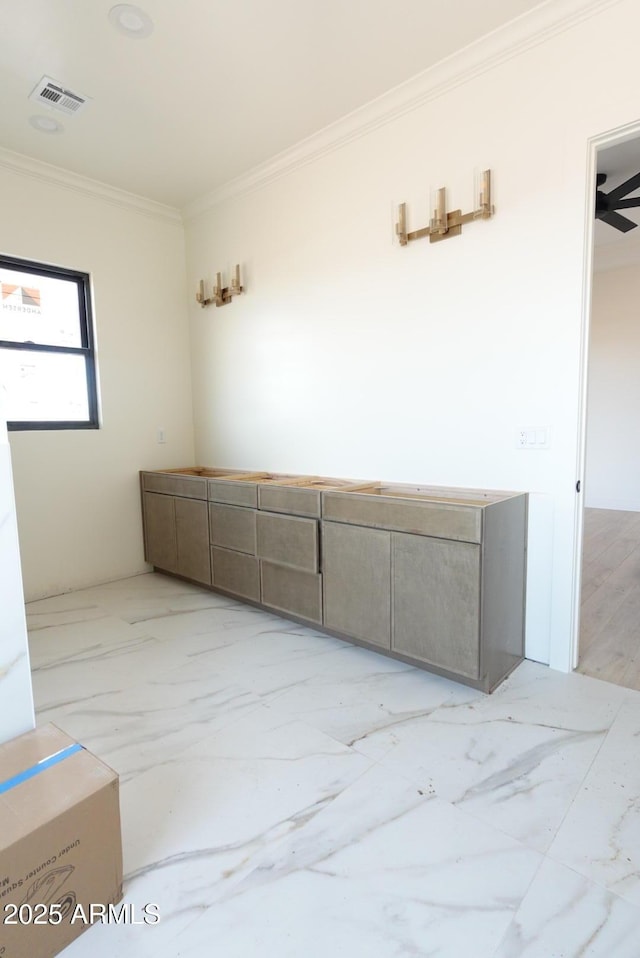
[608,170,640,200]
[612,197,640,209]
[598,209,638,232]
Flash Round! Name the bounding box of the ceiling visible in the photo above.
[595,138,640,248]
[0,0,548,209]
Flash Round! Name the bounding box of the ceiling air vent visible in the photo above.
[28,76,90,116]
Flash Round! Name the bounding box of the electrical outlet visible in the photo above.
[157,427,166,444]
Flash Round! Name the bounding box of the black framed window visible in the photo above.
[0,255,99,431]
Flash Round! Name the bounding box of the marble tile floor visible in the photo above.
[25,572,640,958]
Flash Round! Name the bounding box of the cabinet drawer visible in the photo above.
[209,503,257,554]
[142,472,207,500]
[322,492,482,543]
[260,562,322,623]
[256,512,319,571]
[211,547,260,601]
[392,532,480,679]
[208,478,259,507]
[258,484,322,518]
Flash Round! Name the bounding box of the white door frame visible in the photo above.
[570,118,640,670]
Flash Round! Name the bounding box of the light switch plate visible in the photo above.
[516,427,550,449]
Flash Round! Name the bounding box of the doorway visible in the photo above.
[576,131,640,690]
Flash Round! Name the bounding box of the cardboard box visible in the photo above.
[0,724,122,958]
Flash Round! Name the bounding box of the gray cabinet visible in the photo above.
[141,468,527,692]
[392,532,481,679]
[207,493,322,612]
[256,511,321,621]
[322,486,527,691]
[142,490,210,585]
[208,502,260,601]
[322,521,391,649]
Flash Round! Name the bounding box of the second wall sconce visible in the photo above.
[196,264,244,308]
[396,169,495,247]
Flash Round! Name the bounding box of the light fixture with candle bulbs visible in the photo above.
[196,265,244,308]
[395,169,495,247]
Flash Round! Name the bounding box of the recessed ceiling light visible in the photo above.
[29,114,64,134]
[108,4,154,38]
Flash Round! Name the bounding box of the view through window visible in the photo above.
[0,256,98,430]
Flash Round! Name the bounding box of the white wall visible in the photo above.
[0,384,34,745]
[586,262,640,511]
[184,0,640,671]
[0,167,195,600]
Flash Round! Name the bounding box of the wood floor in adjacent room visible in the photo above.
[578,507,640,691]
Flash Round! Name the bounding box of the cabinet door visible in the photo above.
[143,492,178,573]
[392,532,480,679]
[322,521,391,648]
[175,497,211,585]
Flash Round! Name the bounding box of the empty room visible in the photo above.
[1,2,639,956]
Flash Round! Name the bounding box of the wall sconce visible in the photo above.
[196,264,244,308]
[429,187,448,236]
[196,279,213,307]
[396,169,495,246]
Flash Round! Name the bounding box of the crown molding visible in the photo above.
[0,147,182,224]
[184,0,623,220]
